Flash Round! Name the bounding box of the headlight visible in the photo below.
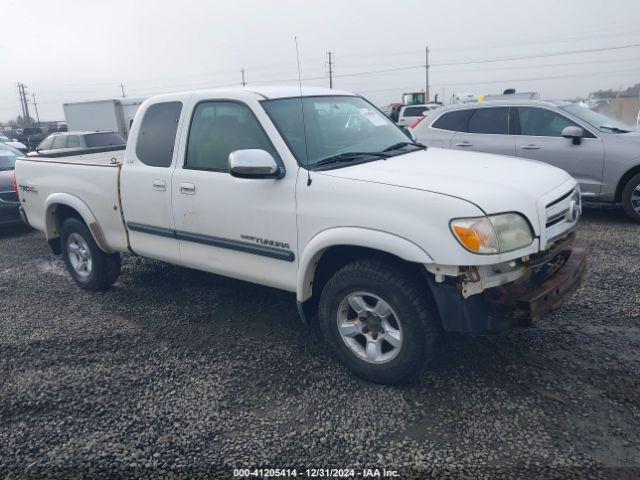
[450,213,533,254]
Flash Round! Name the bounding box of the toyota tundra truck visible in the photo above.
[14,87,586,384]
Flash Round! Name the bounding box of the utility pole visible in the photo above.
[120,82,126,98]
[327,51,334,89]
[18,83,32,127]
[31,93,40,125]
[425,46,430,103]
[241,68,246,87]
[17,84,26,123]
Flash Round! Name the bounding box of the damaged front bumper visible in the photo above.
[426,236,587,334]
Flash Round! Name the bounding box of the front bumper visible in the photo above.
[485,244,587,325]
[427,242,587,334]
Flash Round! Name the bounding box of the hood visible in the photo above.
[6,141,27,150]
[613,131,640,143]
[319,147,573,218]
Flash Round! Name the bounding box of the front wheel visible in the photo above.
[319,259,438,384]
[60,217,121,291]
[621,172,640,223]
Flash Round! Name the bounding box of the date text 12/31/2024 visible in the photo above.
[233,468,400,478]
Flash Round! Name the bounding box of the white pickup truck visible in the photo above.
[14,86,586,384]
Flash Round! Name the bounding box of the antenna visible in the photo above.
[295,36,312,186]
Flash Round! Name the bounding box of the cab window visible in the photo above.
[185,101,279,172]
[136,102,182,167]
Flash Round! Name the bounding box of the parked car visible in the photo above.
[0,144,23,227]
[17,127,47,151]
[0,133,27,152]
[30,131,126,156]
[413,99,640,222]
[396,104,440,127]
[15,86,585,384]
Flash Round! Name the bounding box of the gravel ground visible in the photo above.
[1,208,639,479]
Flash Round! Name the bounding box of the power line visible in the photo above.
[431,43,640,67]
[357,66,640,94]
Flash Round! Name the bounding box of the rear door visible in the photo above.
[513,106,604,197]
[451,107,516,156]
[120,101,184,262]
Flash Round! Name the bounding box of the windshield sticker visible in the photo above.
[358,108,388,127]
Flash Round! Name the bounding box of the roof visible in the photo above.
[437,99,571,111]
[47,131,120,137]
[147,85,356,103]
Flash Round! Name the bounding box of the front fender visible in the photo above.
[44,192,112,253]
[297,227,433,302]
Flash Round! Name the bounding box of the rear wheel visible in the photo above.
[60,217,121,290]
[319,259,438,384]
[621,173,640,223]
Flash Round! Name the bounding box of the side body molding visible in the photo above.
[297,227,433,302]
[44,192,112,253]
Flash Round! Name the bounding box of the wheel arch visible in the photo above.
[615,163,640,202]
[297,227,433,304]
[44,193,112,254]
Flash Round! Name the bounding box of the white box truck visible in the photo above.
[63,97,145,139]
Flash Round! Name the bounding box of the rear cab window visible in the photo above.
[136,102,183,167]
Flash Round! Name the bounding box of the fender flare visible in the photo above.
[44,193,112,253]
[297,227,433,302]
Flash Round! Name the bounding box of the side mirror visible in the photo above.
[561,126,584,145]
[401,126,417,141]
[229,149,281,179]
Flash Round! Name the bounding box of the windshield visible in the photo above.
[561,104,632,133]
[262,96,413,168]
[0,134,11,142]
[0,145,21,170]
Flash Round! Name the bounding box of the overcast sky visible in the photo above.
[1,0,639,122]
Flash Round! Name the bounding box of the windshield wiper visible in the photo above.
[313,151,392,168]
[600,125,631,133]
[383,141,427,152]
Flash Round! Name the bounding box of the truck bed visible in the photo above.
[15,149,129,253]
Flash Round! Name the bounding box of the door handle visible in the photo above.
[520,144,540,150]
[456,142,473,147]
[179,182,196,195]
[152,180,166,191]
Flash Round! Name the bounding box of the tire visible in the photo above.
[60,217,121,291]
[318,259,438,384]
[621,172,640,223]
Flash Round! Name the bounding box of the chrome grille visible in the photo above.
[545,188,581,244]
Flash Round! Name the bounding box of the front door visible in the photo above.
[451,107,516,156]
[513,106,604,197]
[171,99,298,292]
